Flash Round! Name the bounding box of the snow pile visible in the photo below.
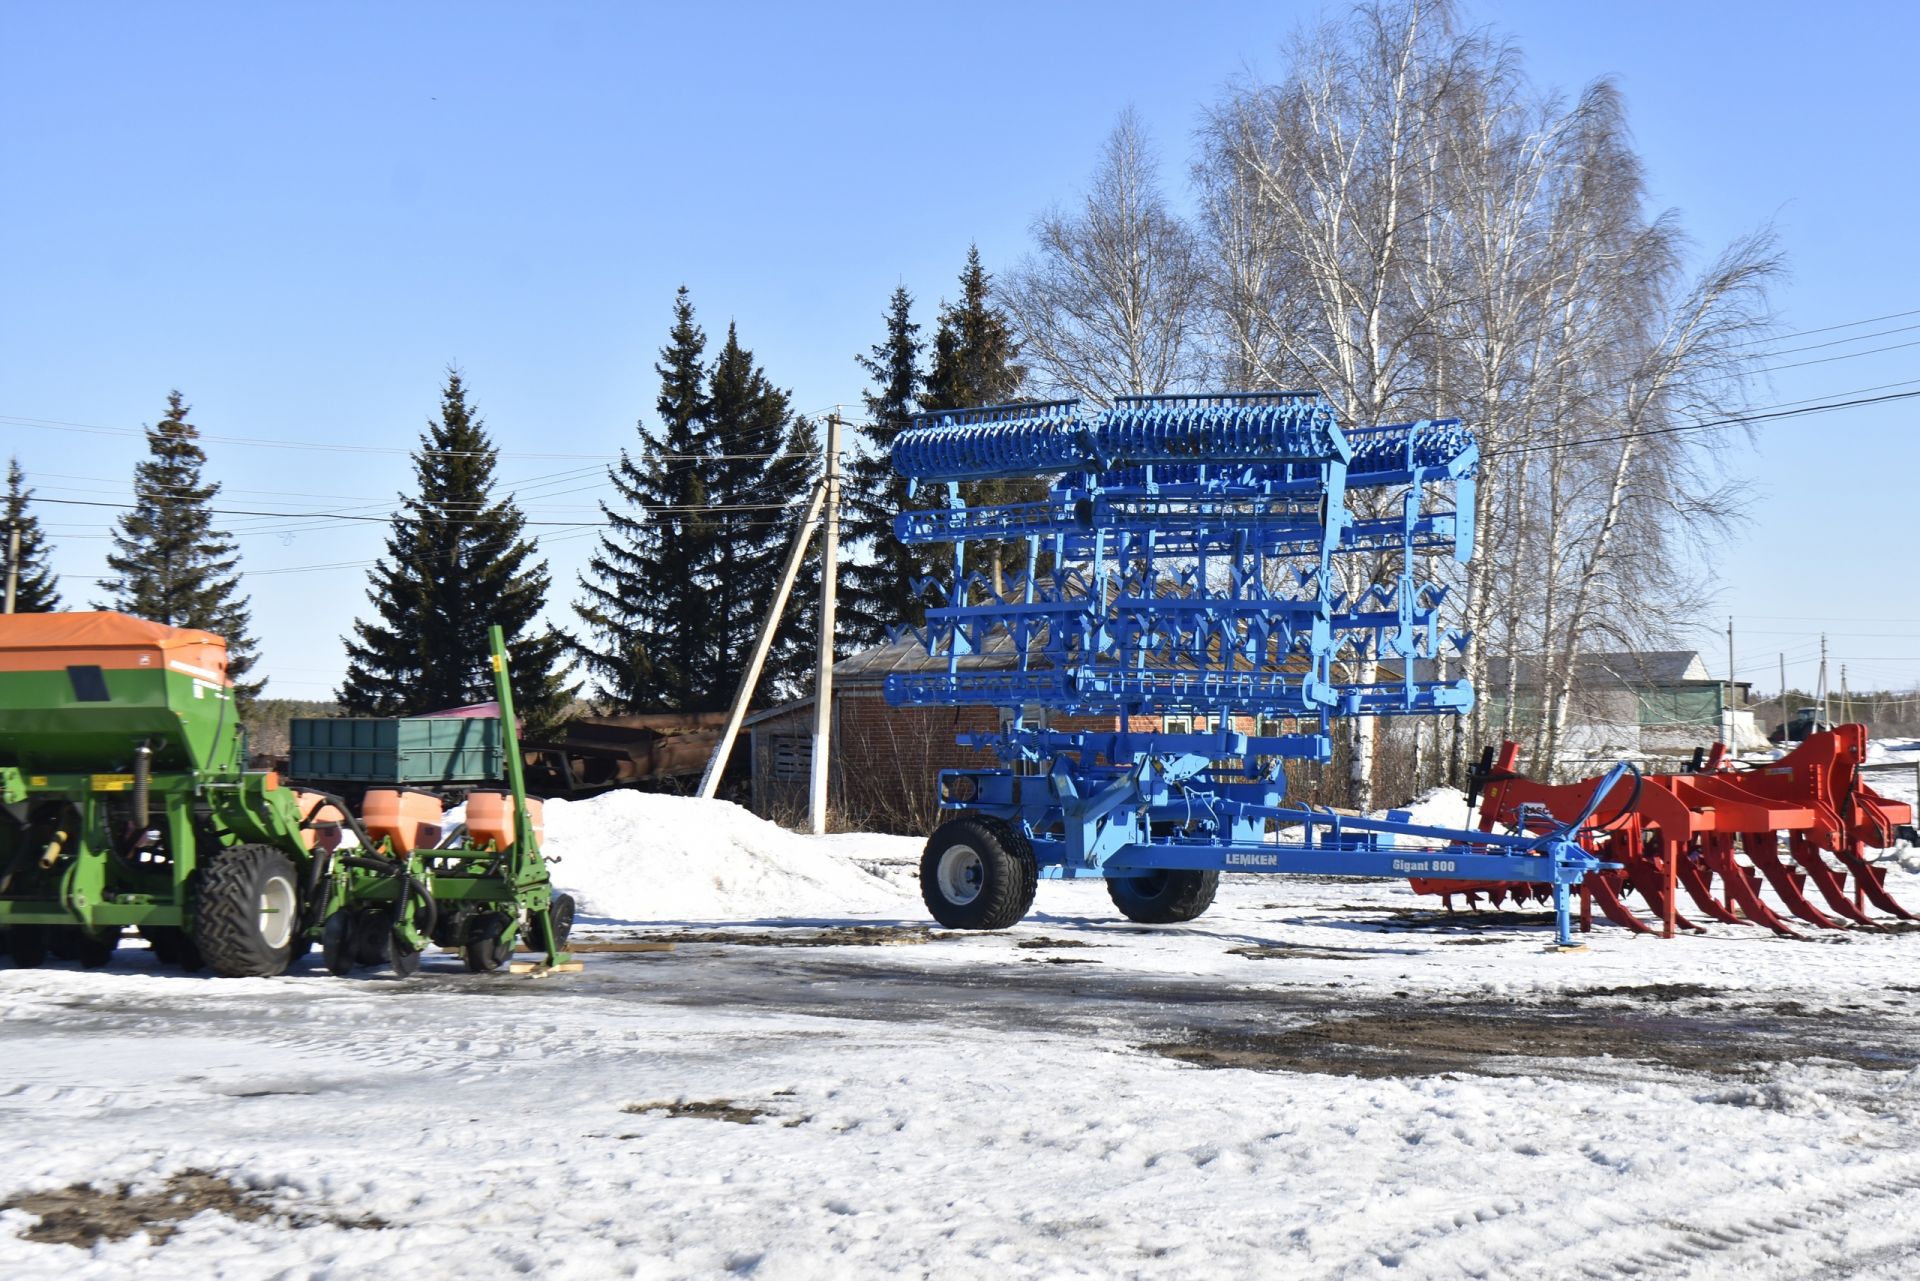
[539,791,909,922]
[1376,785,1474,831]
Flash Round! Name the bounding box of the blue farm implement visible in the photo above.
[885,392,1624,947]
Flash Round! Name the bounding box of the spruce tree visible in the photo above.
[576,288,718,711]
[338,371,575,726]
[921,246,1029,592]
[703,323,821,704]
[98,392,263,697]
[841,286,938,648]
[3,458,63,613]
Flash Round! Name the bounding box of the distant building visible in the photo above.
[1478,650,1763,764]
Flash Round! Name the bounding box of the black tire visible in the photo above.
[75,928,120,969]
[1106,869,1219,924]
[462,911,512,973]
[321,912,356,976]
[351,909,391,965]
[548,893,575,947]
[919,814,1037,930]
[191,844,303,978]
[140,925,203,972]
[389,931,421,978]
[9,924,47,969]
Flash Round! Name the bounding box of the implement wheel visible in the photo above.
[8,924,47,969]
[141,925,203,972]
[920,814,1036,930]
[1107,869,1219,924]
[462,912,513,973]
[192,844,302,978]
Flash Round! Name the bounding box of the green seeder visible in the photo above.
[0,612,573,978]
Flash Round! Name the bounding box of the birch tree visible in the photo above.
[1007,109,1202,403]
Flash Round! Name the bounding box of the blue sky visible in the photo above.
[3,0,1914,703]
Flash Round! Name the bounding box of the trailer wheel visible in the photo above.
[192,844,302,978]
[1106,869,1219,924]
[920,815,1036,930]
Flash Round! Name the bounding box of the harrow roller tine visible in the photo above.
[1836,847,1919,921]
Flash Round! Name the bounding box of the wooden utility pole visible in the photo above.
[808,412,843,835]
[696,483,827,800]
[2,521,18,615]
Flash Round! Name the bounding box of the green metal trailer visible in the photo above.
[0,612,571,977]
[289,715,503,791]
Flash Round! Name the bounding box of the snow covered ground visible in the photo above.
[6,795,1920,1278]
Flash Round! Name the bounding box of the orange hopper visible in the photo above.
[360,789,445,856]
[465,790,543,850]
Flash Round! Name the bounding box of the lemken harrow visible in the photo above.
[886,391,1627,946]
[1412,727,1916,938]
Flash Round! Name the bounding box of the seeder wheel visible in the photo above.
[320,912,356,976]
[191,844,303,978]
[461,911,513,973]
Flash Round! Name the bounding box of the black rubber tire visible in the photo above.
[1106,869,1220,924]
[462,912,512,973]
[140,925,203,972]
[75,928,121,968]
[548,893,576,947]
[321,912,355,976]
[9,924,47,969]
[191,844,303,978]
[389,931,421,978]
[351,909,391,965]
[919,814,1037,930]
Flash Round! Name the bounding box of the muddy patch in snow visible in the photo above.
[1143,999,1918,1081]
[4,1170,382,1248]
[633,925,946,948]
[623,1098,775,1125]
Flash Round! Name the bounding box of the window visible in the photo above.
[770,735,812,782]
[1638,686,1721,728]
[67,666,109,702]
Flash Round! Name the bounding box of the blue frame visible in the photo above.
[885,392,1613,945]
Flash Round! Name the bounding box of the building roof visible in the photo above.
[834,631,1021,680]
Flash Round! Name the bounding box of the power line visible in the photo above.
[1486,387,1920,460]
[1730,305,1920,349]
[28,494,805,525]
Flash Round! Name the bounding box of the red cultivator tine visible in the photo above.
[1677,857,1744,925]
[1838,842,1918,921]
[1776,831,1883,928]
[1741,831,1849,930]
[1589,874,1657,933]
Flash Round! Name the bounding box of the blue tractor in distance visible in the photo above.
[883,392,1624,948]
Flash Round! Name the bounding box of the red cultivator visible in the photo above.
[1410,726,1916,938]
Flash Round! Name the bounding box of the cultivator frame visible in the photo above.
[1412,727,1916,937]
[887,391,1622,945]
